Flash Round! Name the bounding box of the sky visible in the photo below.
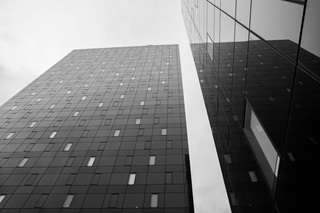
[0,0,230,212]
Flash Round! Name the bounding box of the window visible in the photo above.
[131,76,135,80]
[167,140,173,149]
[150,194,158,208]
[49,131,57,139]
[0,195,5,204]
[84,84,88,88]
[5,132,14,139]
[148,87,152,91]
[98,103,104,107]
[64,143,72,151]
[73,111,79,117]
[18,158,29,167]
[59,80,63,83]
[128,174,136,185]
[149,156,156,165]
[120,82,124,86]
[67,90,71,94]
[109,194,119,208]
[223,154,232,163]
[140,101,145,106]
[244,102,280,189]
[135,118,141,125]
[87,157,95,167]
[120,95,125,99]
[31,92,36,96]
[36,98,42,102]
[168,108,173,113]
[81,96,86,101]
[114,130,121,137]
[249,171,258,182]
[49,104,55,109]
[29,121,37,128]
[125,156,133,165]
[161,128,167,135]
[63,195,74,208]
[11,106,17,110]
[161,80,165,85]
[166,172,173,184]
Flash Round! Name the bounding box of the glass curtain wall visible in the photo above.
[182,0,320,212]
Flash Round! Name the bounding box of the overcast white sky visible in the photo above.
[0,0,230,212]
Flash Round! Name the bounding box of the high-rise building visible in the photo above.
[182,0,320,212]
[0,44,194,212]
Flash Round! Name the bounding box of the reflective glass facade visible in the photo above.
[182,0,320,212]
[0,45,194,212]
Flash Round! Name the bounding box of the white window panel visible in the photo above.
[87,157,95,167]
[64,143,73,151]
[5,132,15,139]
[150,194,158,208]
[149,156,156,165]
[63,195,74,208]
[135,119,141,125]
[114,130,121,137]
[140,101,145,106]
[128,174,136,185]
[18,158,29,167]
[73,111,79,117]
[50,104,55,109]
[11,106,17,110]
[29,121,37,128]
[0,195,5,203]
[81,96,86,101]
[49,132,57,139]
[161,128,167,135]
[98,103,104,107]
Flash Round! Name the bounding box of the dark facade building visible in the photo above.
[0,44,194,212]
[182,0,320,212]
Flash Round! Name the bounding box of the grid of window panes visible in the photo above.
[0,44,193,212]
[182,0,320,212]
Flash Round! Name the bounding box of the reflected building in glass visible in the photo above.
[0,45,194,212]
[182,0,320,212]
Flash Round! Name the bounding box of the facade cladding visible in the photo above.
[0,44,194,212]
[182,0,319,212]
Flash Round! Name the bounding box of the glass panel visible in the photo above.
[276,67,320,212]
[251,0,304,60]
[236,0,251,27]
[247,33,295,150]
[221,0,236,18]
[299,0,320,79]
